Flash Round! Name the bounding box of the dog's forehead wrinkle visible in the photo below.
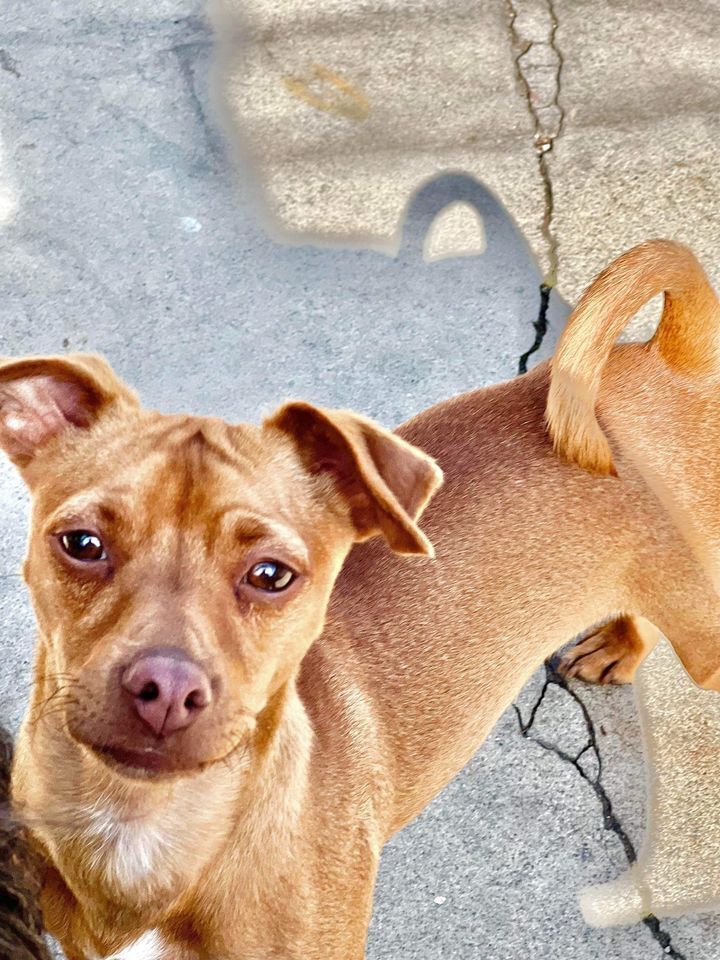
[42,420,303,535]
[73,411,262,484]
[165,416,265,464]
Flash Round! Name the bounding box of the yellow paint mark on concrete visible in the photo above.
[283,64,370,121]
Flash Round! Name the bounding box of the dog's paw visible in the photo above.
[557,617,646,685]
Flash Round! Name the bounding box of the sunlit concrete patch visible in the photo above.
[549,0,720,339]
[581,632,720,926]
[209,0,548,271]
[422,201,486,262]
[212,0,720,344]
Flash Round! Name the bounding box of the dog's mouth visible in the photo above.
[95,743,180,776]
[65,703,258,779]
[88,730,252,780]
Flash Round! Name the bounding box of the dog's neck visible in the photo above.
[15,671,313,923]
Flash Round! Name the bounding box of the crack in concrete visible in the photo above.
[518,281,550,374]
[514,660,687,959]
[0,49,20,78]
[506,0,564,285]
[507,0,565,373]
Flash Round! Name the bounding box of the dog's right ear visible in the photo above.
[0,354,138,469]
[267,402,443,556]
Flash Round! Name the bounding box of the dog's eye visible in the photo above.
[59,531,107,562]
[244,560,295,592]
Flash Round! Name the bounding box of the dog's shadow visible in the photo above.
[216,170,571,427]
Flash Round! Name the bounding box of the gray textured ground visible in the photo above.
[1,2,718,958]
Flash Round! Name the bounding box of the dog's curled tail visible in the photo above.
[546,239,720,476]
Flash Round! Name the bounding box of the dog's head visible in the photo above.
[0,355,441,778]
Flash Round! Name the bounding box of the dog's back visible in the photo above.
[320,242,720,828]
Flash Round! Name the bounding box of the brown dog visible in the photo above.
[3,239,720,959]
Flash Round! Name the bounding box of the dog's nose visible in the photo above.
[121,650,212,738]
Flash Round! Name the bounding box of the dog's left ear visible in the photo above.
[267,402,443,556]
[0,354,138,469]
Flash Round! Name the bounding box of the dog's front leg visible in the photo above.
[198,847,378,960]
[312,862,380,960]
[39,865,138,960]
[39,864,95,960]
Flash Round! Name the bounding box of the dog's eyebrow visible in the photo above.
[43,496,124,532]
[224,512,310,567]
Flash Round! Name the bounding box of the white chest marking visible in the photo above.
[82,804,171,892]
[94,929,167,959]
